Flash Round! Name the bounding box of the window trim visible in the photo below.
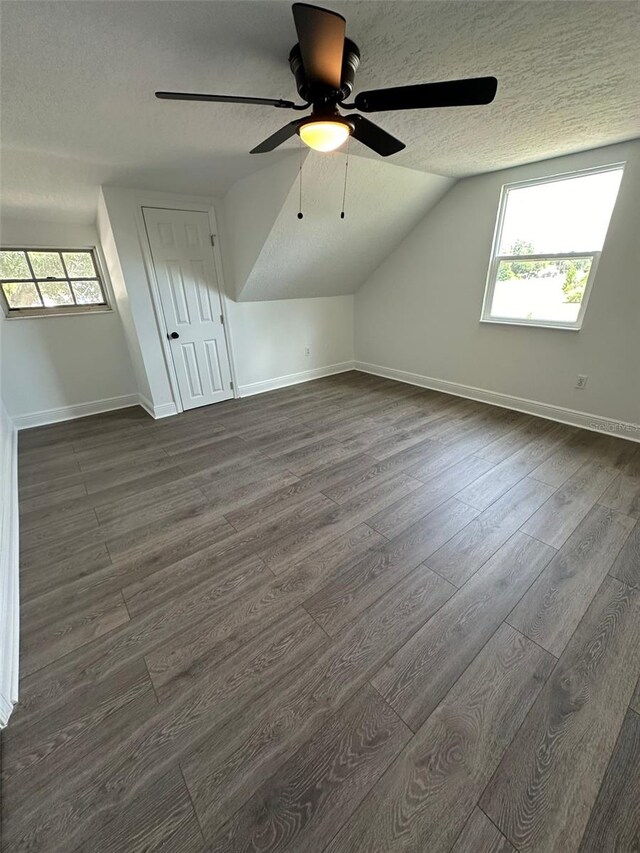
[0,246,113,319]
[480,162,625,331]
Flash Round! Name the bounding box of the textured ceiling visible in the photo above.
[232,153,453,299]
[2,0,639,223]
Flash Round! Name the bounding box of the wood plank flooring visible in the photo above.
[2,371,639,852]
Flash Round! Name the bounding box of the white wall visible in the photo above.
[218,181,356,389]
[222,154,302,299]
[98,187,356,407]
[228,296,354,393]
[231,154,454,302]
[355,140,640,429]
[0,292,19,727]
[98,189,179,415]
[0,219,138,425]
[96,199,154,406]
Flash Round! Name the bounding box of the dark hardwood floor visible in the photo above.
[2,371,639,852]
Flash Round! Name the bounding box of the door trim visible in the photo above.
[134,194,239,415]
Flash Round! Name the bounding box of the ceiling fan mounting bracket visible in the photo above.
[288,38,360,105]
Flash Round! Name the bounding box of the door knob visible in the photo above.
[168,331,179,339]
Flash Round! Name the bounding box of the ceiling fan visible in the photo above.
[156,3,498,157]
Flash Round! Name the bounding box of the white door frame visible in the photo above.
[133,192,239,414]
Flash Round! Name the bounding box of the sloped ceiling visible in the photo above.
[3,0,638,302]
[222,155,302,298]
[2,1,639,222]
[223,152,454,300]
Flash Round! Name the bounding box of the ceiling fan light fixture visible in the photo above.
[299,119,351,152]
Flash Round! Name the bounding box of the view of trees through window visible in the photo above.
[496,239,592,305]
[485,166,624,326]
[0,249,107,314]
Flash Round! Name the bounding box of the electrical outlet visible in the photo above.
[304,346,311,357]
[575,374,588,389]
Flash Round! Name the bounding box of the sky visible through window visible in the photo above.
[499,168,623,255]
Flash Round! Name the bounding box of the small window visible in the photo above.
[481,164,624,329]
[0,248,110,317]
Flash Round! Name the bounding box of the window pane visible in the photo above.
[71,280,104,304]
[491,257,592,324]
[39,281,75,306]
[498,168,623,255]
[28,251,65,278]
[63,251,95,278]
[2,281,43,308]
[0,251,31,280]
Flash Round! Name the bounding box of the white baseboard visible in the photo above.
[13,394,141,430]
[138,395,179,420]
[354,361,640,443]
[238,361,356,397]
[1,403,19,727]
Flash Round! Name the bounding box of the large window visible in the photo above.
[481,164,624,329]
[0,248,109,317]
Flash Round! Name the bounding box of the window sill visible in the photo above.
[2,307,113,320]
[480,317,581,331]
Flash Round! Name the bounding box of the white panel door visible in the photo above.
[143,207,233,410]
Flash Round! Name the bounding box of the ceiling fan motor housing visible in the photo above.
[289,38,360,104]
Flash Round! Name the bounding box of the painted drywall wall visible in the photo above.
[98,188,179,415]
[355,140,640,427]
[222,153,302,299]
[0,219,138,424]
[96,198,154,407]
[216,180,357,387]
[0,299,19,727]
[229,153,454,301]
[228,295,354,393]
[98,187,355,407]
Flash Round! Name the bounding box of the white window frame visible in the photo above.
[0,245,113,319]
[480,162,625,331]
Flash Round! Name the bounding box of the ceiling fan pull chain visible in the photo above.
[297,137,304,219]
[340,136,350,219]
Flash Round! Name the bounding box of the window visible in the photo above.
[0,248,109,317]
[481,164,624,329]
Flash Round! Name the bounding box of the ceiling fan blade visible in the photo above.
[156,92,296,108]
[250,120,302,153]
[350,115,405,157]
[292,3,345,90]
[354,76,498,112]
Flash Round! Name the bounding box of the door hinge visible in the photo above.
[230,380,234,390]
[210,234,215,246]
[220,313,224,324]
